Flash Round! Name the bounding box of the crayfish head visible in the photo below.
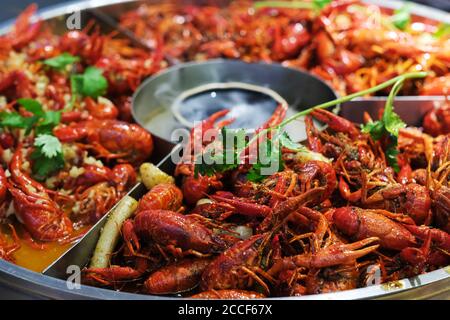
[332,207,360,237]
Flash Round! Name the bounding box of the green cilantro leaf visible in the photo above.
[383,105,406,137]
[312,0,331,10]
[254,0,331,11]
[361,79,406,172]
[31,151,65,181]
[17,98,44,117]
[35,111,61,135]
[386,141,400,172]
[279,132,305,152]
[194,127,244,177]
[71,66,108,99]
[361,120,384,140]
[247,162,266,183]
[434,23,450,39]
[194,154,239,178]
[34,134,62,158]
[391,3,412,31]
[0,112,30,128]
[43,53,80,70]
[0,112,39,134]
[279,131,331,163]
[247,138,283,182]
[31,134,65,180]
[1,99,62,135]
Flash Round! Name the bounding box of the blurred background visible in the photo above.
[0,0,449,22]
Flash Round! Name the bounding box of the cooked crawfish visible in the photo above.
[84,183,183,286]
[0,70,35,99]
[0,224,20,262]
[8,147,73,241]
[200,234,271,293]
[144,258,211,294]
[423,102,450,137]
[129,210,226,256]
[54,119,153,166]
[0,166,7,212]
[0,4,41,51]
[331,207,450,269]
[137,183,183,213]
[59,29,104,65]
[175,110,233,205]
[361,183,432,225]
[434,186,450,233]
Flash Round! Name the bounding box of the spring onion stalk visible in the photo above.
[245,71,428,148]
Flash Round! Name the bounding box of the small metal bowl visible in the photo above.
[132,59,337,144]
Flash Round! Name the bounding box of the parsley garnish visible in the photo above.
[361,79,407,171]
[312,0,331,10]
[434,23,450,39]
[71,66,108,99]
[68,66,108,110]
[0,99,65,179]
[254,0,331,11]
[246,138,283,182]
[0,99,61,135]
[194,128,243,177]
[18,98,45,116]
[391,3,412,31]
[0,112,37,134]
[31,134,65,180]
[43,53,80,70]
[35,111,61,135]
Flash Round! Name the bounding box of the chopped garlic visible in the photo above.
[98,96,113,106]
[2,149,12,164]
[72,202,80,214]
[7,52,26,69]
[21,160,30,172]
[35,75,49,96]
[5,202,15,218]
[0,96,6,108]
[62,144,78,162]
[69,166,85,178]
[45,176,58,189]
[84,156,103,167]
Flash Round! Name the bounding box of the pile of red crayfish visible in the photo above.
[83,106,450,298]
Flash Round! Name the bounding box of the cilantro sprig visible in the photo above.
[43,54,108,109]
[391,3,412,31]
[31,134,65,180]
[43,53,80,71]
[254,0,332,12]
[361,79,407,171]
[0,98,65,180]
[0,98,61,135]
[434,23,450,39]
[194,128,243,177]
[68,66,108,110]
[194,72,428,181]
[246,137,283,182]
[71,66,108,99]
